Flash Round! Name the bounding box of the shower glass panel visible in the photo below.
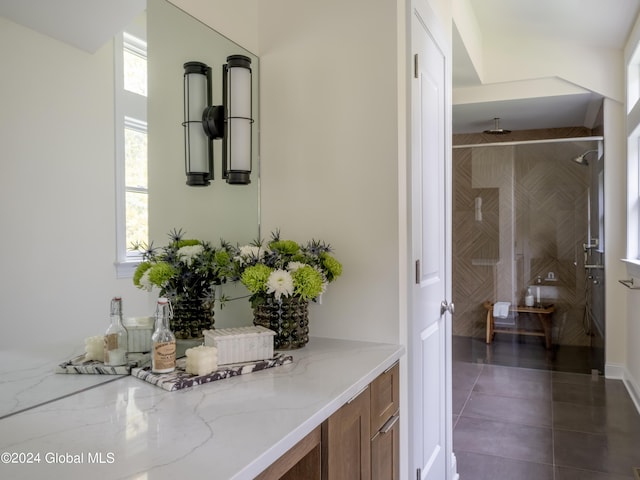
[452,139,604,373]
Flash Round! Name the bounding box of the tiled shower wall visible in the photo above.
[452,128,600,347]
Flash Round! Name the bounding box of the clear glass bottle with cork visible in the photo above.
[152,297,176,373]
[104,296,129,366]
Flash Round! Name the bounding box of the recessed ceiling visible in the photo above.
[453,0,640,134]
[453,93,603,134]
[0,0,145,53]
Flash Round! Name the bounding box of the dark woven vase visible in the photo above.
[253,297,309,349]
[170,297,214,340]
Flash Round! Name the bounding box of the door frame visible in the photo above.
[402,0,455,478]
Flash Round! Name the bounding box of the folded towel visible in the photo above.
[493,302,511,319]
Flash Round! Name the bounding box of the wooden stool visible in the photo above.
[484,301,555,349]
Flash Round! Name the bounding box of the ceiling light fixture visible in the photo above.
[483,117,511,135]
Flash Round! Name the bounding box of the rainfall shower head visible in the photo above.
[483,117,511,135]
[572,150,598,166]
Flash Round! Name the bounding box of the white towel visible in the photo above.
[493,302,511,319]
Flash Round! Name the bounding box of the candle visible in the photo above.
[84,335,105,362]
[536,286,541,306]
[185,345,218,376]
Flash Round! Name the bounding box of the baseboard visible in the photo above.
[450,452,459,480]
[604,362,624,379]
[605,362,640,415]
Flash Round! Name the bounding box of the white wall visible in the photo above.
[0,16,149,348]
[603,99,629,373]
[258,0,400,344]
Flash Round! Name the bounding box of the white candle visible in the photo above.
[536,286,541,306]
[84,336,105,362]
[185,345,218,376]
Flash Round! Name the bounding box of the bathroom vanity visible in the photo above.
[0,337,403,479]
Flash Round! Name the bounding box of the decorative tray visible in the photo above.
[55,353,150,375]
[131,353,293,392]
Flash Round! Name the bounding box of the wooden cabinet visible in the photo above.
[255,426,322,480]
[257,362,399,480]
[370,362,400,480]
[322,385,371,480]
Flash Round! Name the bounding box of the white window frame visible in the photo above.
[114,31,148,278]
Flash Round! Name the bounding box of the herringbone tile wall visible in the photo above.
[452,131,601,347]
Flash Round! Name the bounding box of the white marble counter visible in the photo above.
[0,337,404,479]
[0,343,126,419]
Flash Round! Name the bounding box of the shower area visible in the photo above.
[451,137,605,374]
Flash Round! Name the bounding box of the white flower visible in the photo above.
[287,261,306,272]
[235,245,268,265]
[139,270,153,291]
[177,244,204,266]
[266,269,294,300]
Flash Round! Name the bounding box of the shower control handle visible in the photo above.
[440,300,455,316]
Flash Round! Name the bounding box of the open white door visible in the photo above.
[409,0,454,479]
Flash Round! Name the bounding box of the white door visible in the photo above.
[409,0,453,479]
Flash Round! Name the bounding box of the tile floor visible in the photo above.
[453,343,640,479]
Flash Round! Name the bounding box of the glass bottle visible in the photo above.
[104,296,129,366]
[152,297,176,373]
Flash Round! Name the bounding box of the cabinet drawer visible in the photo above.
[370,362,399,434]
[371,413,400,480]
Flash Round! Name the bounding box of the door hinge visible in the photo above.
[416,467,421,480]
[415,259,420,284]
[414,53,419,78]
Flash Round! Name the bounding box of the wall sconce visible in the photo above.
[182,55,253,187]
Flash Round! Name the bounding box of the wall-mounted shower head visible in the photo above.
[572,150,598,166]
[483,117,511,135]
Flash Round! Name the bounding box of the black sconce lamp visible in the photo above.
[182,55,253,186]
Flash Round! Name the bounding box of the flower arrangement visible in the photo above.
[232,231,343,308]
[132,229,234,338]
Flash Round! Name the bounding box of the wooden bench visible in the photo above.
[483,301,555,349]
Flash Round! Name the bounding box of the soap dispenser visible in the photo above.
[524,287,534,307]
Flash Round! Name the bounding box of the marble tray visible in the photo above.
[55,353,150,375]
[131,353,293,392]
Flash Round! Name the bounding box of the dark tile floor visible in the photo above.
[453,335,605,374]
[453,336,640,479]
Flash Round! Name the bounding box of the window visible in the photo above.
[625,21,640,268]
[115,27,148,277]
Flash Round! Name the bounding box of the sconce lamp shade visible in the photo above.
[183,61,214,186]
[223,55,253,185]
[182,56,253,187]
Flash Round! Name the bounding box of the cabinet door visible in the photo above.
[371,413,400,480]
[322,386,371,480]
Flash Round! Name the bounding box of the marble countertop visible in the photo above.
[0,343,126,419]
[0,337,404,479]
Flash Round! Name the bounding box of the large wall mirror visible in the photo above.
[0,0,259,418]
[147,0,260,245]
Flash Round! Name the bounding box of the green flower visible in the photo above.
[147,262,177,287]
[133,261,152,288]
[292,265,324,300]
[269,239,300,256]
[320,252,343,282]
[241,264,273,294]
[214,249,231,266]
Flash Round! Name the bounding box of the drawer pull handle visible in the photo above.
[347,385,369,404]
[380,413,399,434]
